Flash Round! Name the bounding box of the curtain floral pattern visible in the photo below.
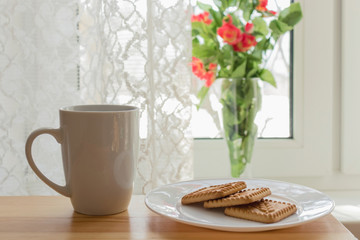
[0,0,193,195]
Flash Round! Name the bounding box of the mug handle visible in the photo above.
[25,128,70,197]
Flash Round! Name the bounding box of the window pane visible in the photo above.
[191,0,293,139]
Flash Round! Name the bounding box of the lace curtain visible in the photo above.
[0,0,193,195]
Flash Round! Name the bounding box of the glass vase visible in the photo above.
[220,78,262,177]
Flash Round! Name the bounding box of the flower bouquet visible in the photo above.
[191,0,302,177]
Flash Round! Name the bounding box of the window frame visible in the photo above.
[194,0,360,190]
[341,0,360,175]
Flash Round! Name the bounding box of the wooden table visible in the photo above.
[0,196,355,240]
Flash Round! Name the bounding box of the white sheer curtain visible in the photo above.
[0,0,193,195]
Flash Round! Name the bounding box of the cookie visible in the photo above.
[181,181,247,205]
[204,187,271,208]
[224,199,297,223]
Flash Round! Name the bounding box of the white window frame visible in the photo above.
[341,0,360,175]
[194,0,360,191]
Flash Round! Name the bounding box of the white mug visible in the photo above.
[25,105,139,215]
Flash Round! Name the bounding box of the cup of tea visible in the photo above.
[25,105,139,215]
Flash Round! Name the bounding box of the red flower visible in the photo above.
[203,63,217,87]
[232,34,257,52]
[191,57,206,79]
[256,0,277,15]
[191,57,217,87]
[256,0,268,11]
[203,72,214,87]
[217,15,242,45]
[191,12,212,25]
[208,63,217,71]
[245,23,254,34]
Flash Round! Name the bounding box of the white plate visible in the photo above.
[144,178,335,232]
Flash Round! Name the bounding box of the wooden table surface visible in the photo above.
[0,195,356,240]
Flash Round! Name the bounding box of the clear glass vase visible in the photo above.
[220,78,262,177]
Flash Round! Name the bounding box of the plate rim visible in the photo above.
[144,178,335,232]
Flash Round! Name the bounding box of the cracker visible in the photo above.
[224,199,297,223]
[204,187,271,208]
[181,181,247,205]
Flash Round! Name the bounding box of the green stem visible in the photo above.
[221,77,261,177]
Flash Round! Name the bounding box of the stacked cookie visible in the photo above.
[181,181,297,223]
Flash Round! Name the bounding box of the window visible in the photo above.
[195,0,360,191]
[191,0,294,139]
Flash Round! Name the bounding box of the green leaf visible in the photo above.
[196,86,210,109]
[191,21,214,35]
[191,21,206,36]
[253,17,268,36]
[192,37,200,45]
[191,21,201,30]
[231,60,247,78]
[243,9,253,22]
[218,68,231,78]
[192,44,216,58]
[222,104,239,129]
[279,2,303,27]
[192,21,218,42]
[239,0,256,20]
[246,60,259,75]
[269,20,292,34]
[256,38,273,51]
[192,29,200,36]
[221,44,234,66]
[248,50,262,62]
[197,2,212,12]
[269,19,292,41]
[246,68,257,78]
[259,69,276,87]
[209,8,222,27]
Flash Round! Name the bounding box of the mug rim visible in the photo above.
[60,104,138,113]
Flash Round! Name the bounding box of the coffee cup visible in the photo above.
[25,104,139,215]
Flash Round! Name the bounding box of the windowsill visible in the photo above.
[324,190,360,238]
